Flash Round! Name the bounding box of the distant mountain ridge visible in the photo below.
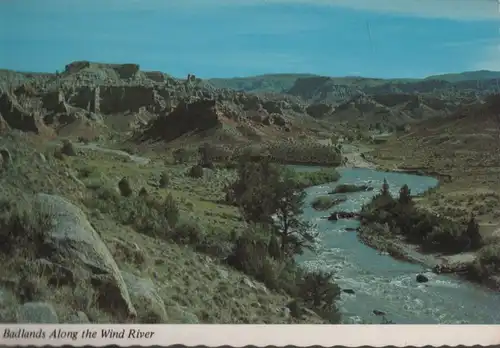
[206,70,500,130]
[207,70,500,97]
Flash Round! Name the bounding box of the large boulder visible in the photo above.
[416,274,429,283]
[33,193,137,320]
[17,302,59,323]
[121,272,168,323]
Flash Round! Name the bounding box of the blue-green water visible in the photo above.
[294,166,500,324]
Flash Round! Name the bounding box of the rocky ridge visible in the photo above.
[0,61,318,144]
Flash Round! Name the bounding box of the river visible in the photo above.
[293,166,500,324]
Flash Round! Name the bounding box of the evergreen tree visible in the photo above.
[398,184,412,204]
[381,178,390,196]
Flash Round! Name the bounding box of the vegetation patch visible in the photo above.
[292,168,340,189]
[311,196,335,211]
[331,184,372,194]
[224,151,341,322]
[360,180,483,255]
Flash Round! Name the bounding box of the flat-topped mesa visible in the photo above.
[143,71,165,83]
[64,61,141,79]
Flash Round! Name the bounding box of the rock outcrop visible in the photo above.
[121,272,168,323]
[33,193,137,320]
[64,61,140,79]
[17,302,59,323]
[306,103,332,118]
[0,92,54,136]
[139,98,223,142]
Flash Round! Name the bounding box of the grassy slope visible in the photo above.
[364,109,500,287]
[0,134,332,324]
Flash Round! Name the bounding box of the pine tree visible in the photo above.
[398,184,412,204]
[381,178,390,196]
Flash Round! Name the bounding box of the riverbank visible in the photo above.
[365,127,500,288]
[301,166,500,324]
[358,210,500,292]
[328,142,500,292]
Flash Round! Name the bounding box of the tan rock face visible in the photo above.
[0,92,54,136]
[144,71,165,83]
[99,86,158,114]
[64,61,140,80]
[140,98,223,142]
[306,103,332,118]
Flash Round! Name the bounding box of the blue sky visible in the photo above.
[0,0,499,79]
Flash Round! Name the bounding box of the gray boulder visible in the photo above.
[33,193,137,319]
[66,311,90,323]
[121,271,168,323]
[18,302,58,323]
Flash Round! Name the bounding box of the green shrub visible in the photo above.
[0,196,51,255]
[473,243,500,279]
[159,172,170,188]
[118,177,133,197]
[61,140,76,156]
[332,184,371,194]
[163,193,179,228]
[265,140,342,166]
[172,148,190,164]
[296,270,341,323]
[360,184,483,254]
[171,218,205,245]
[293,168,340,189]
[188,165,204,178]
[138,187,149,197]
[311,196,335,211]
[225,224,341,323]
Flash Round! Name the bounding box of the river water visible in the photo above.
[293,166,500,324]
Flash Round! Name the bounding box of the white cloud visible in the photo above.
[20,0,500,21]
[120,0,500,21]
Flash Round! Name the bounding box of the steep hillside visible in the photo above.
[207,70,499,128]
[0,61,347,324]
[364,95,500,289]
[369,96,500,219]
[315,93,467,130]
[286,75,494,105]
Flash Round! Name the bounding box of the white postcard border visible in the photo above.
[0,325,499,347]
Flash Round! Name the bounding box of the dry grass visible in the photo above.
[0,133,324,323]
[365,111,500,286]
